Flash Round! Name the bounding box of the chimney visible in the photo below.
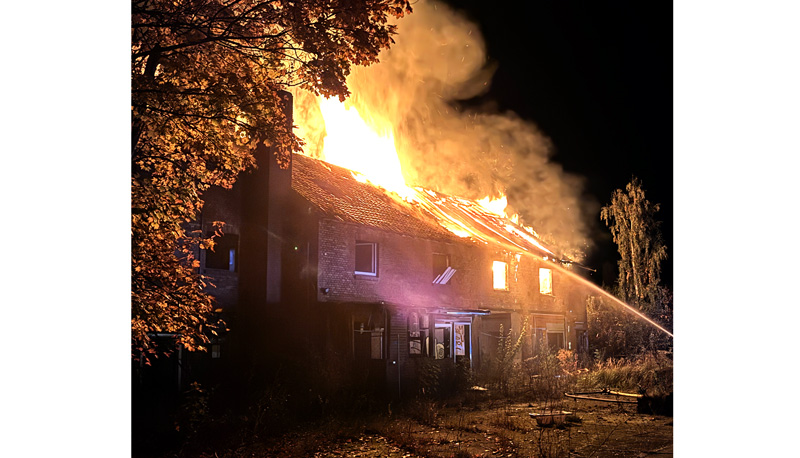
[238,91,293,311]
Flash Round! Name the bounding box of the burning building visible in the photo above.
[193,95,596,399]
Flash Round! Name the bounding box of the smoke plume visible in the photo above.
[297,0,595,260]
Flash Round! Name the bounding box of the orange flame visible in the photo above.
[476,195,508,217]
[294,92,548,244]
[315,96,414,200]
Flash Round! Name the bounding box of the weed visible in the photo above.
[408,396,440,427]
[534,426,570,458]
[483,318,529,396]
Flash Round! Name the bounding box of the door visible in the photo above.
[433,320,472,369]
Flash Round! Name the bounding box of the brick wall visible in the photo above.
[315,218,596,368]
[316,218,591,316]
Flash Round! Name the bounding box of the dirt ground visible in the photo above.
[243,397,672,458]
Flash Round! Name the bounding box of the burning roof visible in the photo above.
[292,153,454,242]
[292,153,561,260]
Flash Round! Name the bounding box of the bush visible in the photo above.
[587,288,672,360]
[524,338,578,401]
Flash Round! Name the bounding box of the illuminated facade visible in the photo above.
[194,147,593,398]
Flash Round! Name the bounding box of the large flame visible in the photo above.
[313,95,519,220]
[294,93,549,246]
[315,96,413,200]
[477,195,509,218]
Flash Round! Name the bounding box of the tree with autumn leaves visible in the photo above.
[601,177,668,309]
[588,177,672,358]
[131,0,412,357]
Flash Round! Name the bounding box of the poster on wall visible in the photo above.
[455,325,465,356]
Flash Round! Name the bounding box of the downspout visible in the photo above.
[396,334,401,400]
[177,345,183,392]
[469,317,474,371]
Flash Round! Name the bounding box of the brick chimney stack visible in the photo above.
[239,91,293,311]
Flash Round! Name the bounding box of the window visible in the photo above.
[545,322,564,350]
[492,261,508,290]
[547,332,564,349]
[432,253,456,285]
[408,312,421,355]
[355,242,377,276]
[408,312,429,356]
[205,234,238,272]
[539,268,553,295]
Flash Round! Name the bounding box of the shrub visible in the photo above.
[525,337,577,401]
[174,382,210,438]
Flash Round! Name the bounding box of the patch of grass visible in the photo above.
[406,397,440,427]
[533,427,571,458]
[489,406,529,433]
[577,352,673,396]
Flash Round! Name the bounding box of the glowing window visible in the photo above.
[539,268,553,295]
[355,242,377,276]
[492,261,508,290]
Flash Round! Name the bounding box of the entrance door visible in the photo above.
[433,320,472,369]
[453,322,471,368]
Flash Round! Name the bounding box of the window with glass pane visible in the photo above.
[355,242,377,276]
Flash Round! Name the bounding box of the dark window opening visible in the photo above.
[547,332,564,350]
[577,331,588,354]
[205,234,238,272]
[432,253,455,284]
[355,242,377,276]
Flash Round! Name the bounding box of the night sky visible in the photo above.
[444,1,673,289]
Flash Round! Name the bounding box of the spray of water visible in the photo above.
[545,258,673,338]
